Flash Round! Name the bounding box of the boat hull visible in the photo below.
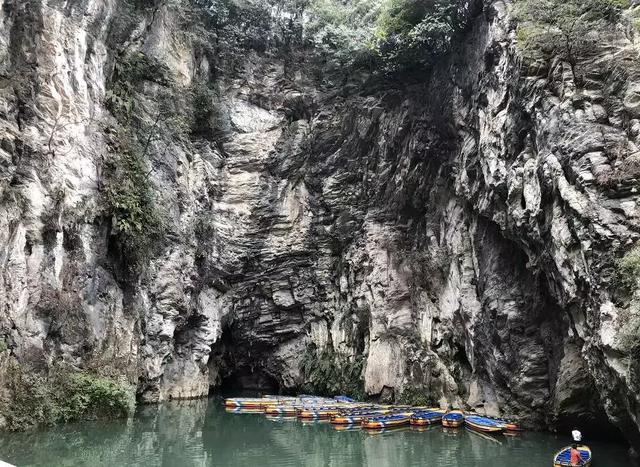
[442,419,464,428]
[442,410,464,428]
[362,417,410,429]
[224,398,279,408]
[298,409,341,419]
[409,417,442,426]
[264,406,298,416]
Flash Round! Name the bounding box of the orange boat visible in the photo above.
[331,410,390,425]
[410,411,444,426]
[298,408,342,419]
[362,414,411,429]
[224,397,280,408]
[264,405,298,416]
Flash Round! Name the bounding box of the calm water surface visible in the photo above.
[0,397,631,466]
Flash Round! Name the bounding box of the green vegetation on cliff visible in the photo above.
[105,52,170,122]
[301,346,365,399]
[514,0,630,65]
[103,52,172,272]
[103,131,165,271]
[373,0,469,72]
[618,244,640,292]
[396,386,435,406]
[617,246,640,353]
[2,368,135,431]
[306,0,470,72]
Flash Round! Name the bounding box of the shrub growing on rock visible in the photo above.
[396,386,435,406]
[514,0,631,66]
[304,0,470,73]
[301,346,365,399]
[105,52,170,122]
[618,244,640,292]
[305,0,382,68]
[616,246,640,354]
[618,306,640,353]
[103,131,164,272]
[2,367,135,431]
[374,0,467,72]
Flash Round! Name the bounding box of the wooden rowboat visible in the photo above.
[553,445,592,467]
[224,397,280,408]
[225,407,264,414]
[264,405,298,416]
[362,414,411,429]
[464,415,504,433]
[442,410,464,428]
[410,411,444,426]
[331,410,390,425]
[298,408,342,419]
[482,415,523,432]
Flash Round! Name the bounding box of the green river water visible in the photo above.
[0,397,632,466]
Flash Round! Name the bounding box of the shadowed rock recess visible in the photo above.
[0,0,639,449]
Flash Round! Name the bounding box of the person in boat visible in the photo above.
[570,444,585,466]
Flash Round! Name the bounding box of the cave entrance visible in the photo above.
[218,368,281,396]
[209,321,287,397]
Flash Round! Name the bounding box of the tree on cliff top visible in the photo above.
[306,0,468,73]
[374,0,467,71]
[514,0,630,69]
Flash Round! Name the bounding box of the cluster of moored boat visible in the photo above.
[224,395,593,466]
[223,395,522,433]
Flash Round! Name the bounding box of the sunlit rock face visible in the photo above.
[0,0,639,447]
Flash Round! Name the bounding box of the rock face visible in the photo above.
[0,0,639,448]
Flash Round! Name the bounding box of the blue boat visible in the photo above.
[464,415,504,433]
[553,445,592,466]
[442,410,464,428]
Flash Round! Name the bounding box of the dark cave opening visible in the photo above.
[218,368,282,395]
[209,322,288,396]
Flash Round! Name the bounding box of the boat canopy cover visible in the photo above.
[412,411,443,419]
[369,414,408,422]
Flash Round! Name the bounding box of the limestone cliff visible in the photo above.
[0,0,639,450]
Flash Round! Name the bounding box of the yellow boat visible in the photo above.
[553,445,592,467]
[224,397,279,408]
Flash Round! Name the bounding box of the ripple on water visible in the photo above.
[0,398,631,467]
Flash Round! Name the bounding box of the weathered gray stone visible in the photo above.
[0,0,639,450]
